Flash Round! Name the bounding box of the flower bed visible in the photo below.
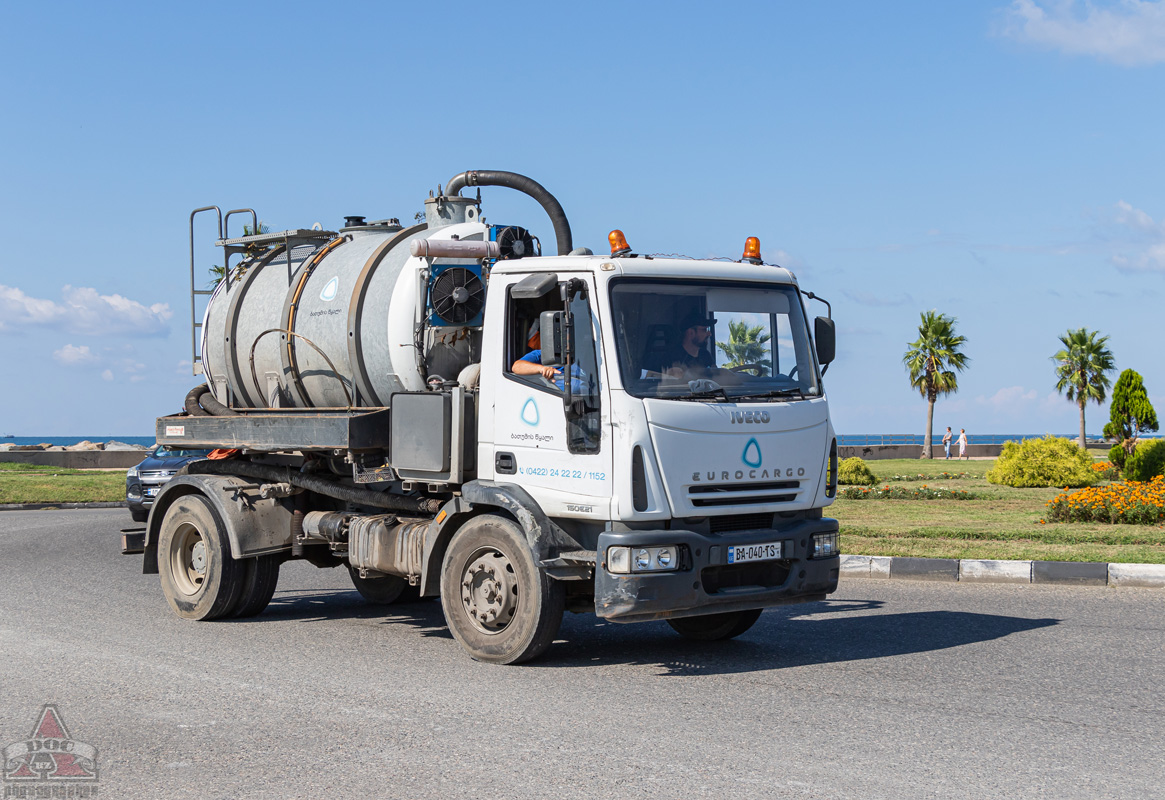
[1044,476,1165,525]
[837,484,977,501]
[885,471,970,482]
[1090,461,1120,481]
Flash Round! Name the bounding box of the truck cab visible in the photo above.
[479,251,840,625]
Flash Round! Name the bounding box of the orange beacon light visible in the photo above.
[608,230,632,256]
[742,236,762,264]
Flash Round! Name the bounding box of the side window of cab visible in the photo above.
[505,290,560,393]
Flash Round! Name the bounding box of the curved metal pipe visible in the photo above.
[248,328,354,409]
[184,459,443,514]
[445,170,573,256]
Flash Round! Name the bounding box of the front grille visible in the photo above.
[140,470,175,484]
[709,513,774,533]
[688,480,800,507]
[702,560,792,593]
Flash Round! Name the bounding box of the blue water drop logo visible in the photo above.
[320,276,339,302]
[520,397,540,427]
[742,437,762,468]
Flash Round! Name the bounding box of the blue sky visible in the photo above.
[2,0,1163,437]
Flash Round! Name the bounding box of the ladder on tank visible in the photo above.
[188,206,335,376]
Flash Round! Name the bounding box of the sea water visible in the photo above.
[2,436,156,448]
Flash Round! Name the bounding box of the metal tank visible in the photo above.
[200,196,486,409]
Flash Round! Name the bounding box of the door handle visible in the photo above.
[495,451,517,475]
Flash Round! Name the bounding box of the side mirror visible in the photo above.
[539,310,571,366]
[814,316,835,365]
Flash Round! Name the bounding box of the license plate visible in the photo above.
[144,487,159,497]
[727,541,782,564]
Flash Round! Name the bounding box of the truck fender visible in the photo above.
[418,480,581,596]
[142,474,296,575]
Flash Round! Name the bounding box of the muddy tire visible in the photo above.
[347,565,408,605]
[231,555,281,618]
[440,515,564,664]
[158,494,243,621]
[667,608,763,641]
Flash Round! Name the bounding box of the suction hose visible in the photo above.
[445,170,573,256]
[184,459,444,514]
[184,384,239,417]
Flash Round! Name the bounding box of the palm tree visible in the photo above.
[1052,328,1115,448]
[716,321,772,375]
[903,311,970,459]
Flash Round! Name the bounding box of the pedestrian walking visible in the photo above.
[957,428,968,460]
[942,427,952,460]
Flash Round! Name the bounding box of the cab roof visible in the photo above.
[489,254,799,286]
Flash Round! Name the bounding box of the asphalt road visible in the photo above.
[1,508,1162,799]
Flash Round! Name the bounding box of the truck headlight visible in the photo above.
[811,532,839,559]
[608,546,631,574]
[606,545,681,574]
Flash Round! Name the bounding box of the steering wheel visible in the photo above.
[730,363,765,376]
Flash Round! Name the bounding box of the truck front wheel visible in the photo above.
[440,515,564,664]
[667,608,763,641]
[158,494,244,621]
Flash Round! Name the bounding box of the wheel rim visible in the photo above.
[459,547,518,635]
[169,522,207,596]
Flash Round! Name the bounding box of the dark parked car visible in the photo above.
[126,446,212,522]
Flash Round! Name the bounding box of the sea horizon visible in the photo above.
[5,432,1160,450]
[2,435,158,448]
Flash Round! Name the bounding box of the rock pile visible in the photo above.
[0,440,149,452]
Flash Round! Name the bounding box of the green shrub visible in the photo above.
[985,435,1097,488]
[838,457,876,485]
[1109,443,1129,471]
[1125,439,1165,482]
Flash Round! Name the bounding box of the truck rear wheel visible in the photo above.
[158,494,244,621]
[231,555,280,618]
[667,608,763,641]
[440,515,564,664]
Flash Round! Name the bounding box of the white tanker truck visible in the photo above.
[123,171,841,664]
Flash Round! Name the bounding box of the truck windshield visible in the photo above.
[609,279,821,400]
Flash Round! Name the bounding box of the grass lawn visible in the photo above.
[0,463,125,503]
[833,458,1165,563]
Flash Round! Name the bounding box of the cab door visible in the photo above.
[482,273,612,519]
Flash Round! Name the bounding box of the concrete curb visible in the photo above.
[0,502,127,511]
[840,554,1165,588]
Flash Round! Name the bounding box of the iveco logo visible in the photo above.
[730,411,770,424]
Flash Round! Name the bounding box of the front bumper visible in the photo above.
[126,480,165,512]
[595,518,839,623]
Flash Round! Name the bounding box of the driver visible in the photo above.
[511,320,587,392]
[665,313,716,376]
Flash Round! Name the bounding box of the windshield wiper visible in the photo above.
[730,387,806,401]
